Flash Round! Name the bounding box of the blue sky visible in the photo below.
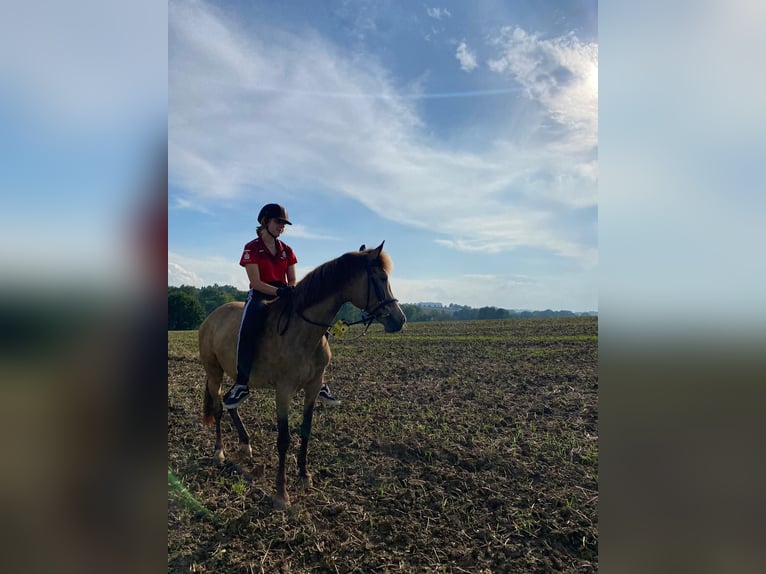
[168,0,598,311]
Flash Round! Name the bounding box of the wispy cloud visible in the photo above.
[168,261,206,286]
[426,7,451,20]
[172,196,211,214]
[169,0,596,265]
[169,251,333,291]
[455,41,478,72]
[168,251,239,287]
[487,27,598,147]
[285,224,339,241]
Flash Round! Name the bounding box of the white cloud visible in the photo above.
[426,7,451,20]
[487,26,598,147]
[169,1,595,267]
[284,224,339,241]
[172,196,211,214]
[168,252,240,288]
[169,250,328,292]
[168,261,206,287]
[455,41,478,72]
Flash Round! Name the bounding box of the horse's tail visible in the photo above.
[202,378,216,427]
[198,309,223,427]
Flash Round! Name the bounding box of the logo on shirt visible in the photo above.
[280,250,287,260]
[243,251,250,260]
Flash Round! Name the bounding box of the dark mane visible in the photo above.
[291,248,392,310]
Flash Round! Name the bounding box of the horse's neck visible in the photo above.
[296,263,363,330]
[301,291,345,326]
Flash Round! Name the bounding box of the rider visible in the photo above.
[222,203,340,409]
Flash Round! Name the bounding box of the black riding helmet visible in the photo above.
[258,203,292,225]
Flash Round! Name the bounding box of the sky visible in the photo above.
[1,1,760,323]
[168,0,599,312]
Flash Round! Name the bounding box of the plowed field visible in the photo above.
[168,317,598,572]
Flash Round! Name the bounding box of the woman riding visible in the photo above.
[222,203,340,409]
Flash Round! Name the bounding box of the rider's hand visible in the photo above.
[276,285,294,298]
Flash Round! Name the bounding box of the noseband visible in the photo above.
[359,265,399,325]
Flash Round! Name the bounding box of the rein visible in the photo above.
[295,264,398,337]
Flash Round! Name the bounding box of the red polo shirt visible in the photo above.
[239,236,297,287]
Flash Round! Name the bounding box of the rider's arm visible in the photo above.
[245,264,280,297]
[286,264,296,287]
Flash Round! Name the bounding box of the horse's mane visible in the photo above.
[291,248,392,311]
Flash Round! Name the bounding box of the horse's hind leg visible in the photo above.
[273,386,292,508]
[201,364,226,463]
[297,378,321,488]
[227,408,252,458]
[298,389,316,488]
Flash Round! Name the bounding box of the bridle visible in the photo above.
[297,264,398,334]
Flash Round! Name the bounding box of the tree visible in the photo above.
[400,304,430,322]
[199,285,235,315]
[172,284,199,297]
[477,306,509,320]
[453,307,477,321]
[168,291,205,330]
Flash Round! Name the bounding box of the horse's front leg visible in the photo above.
[227,408,252,458]
[213,407,224,463]
[297,393,316,488]
[274,387,291,508]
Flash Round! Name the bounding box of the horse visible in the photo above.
[198,242,406,507]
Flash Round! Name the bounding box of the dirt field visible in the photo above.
[168,317,598,573]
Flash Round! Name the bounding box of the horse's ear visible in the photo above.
[359,244,366,251]
[373,241,385,257]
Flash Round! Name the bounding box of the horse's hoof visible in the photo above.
[299,473,313,489]
[240,444,252,458]
[214,449,225,464]
[273,494,291,509]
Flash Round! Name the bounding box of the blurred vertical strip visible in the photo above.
[0,1,168,572]
[600,0,766,572]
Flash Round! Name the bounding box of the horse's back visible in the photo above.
[200,301,244,326]
[198,300,331,391]
[199,301,244,371]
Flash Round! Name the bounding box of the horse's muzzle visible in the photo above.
[380,304,407,333]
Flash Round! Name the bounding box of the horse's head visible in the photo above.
[354,241,407,333]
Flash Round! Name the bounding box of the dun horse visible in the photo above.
[199,242,406,507]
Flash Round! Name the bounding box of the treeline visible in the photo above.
[168,285,247,330]
[399,303,590,322]
[168,285,594,330]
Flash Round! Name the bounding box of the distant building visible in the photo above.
[416,302,444,308]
